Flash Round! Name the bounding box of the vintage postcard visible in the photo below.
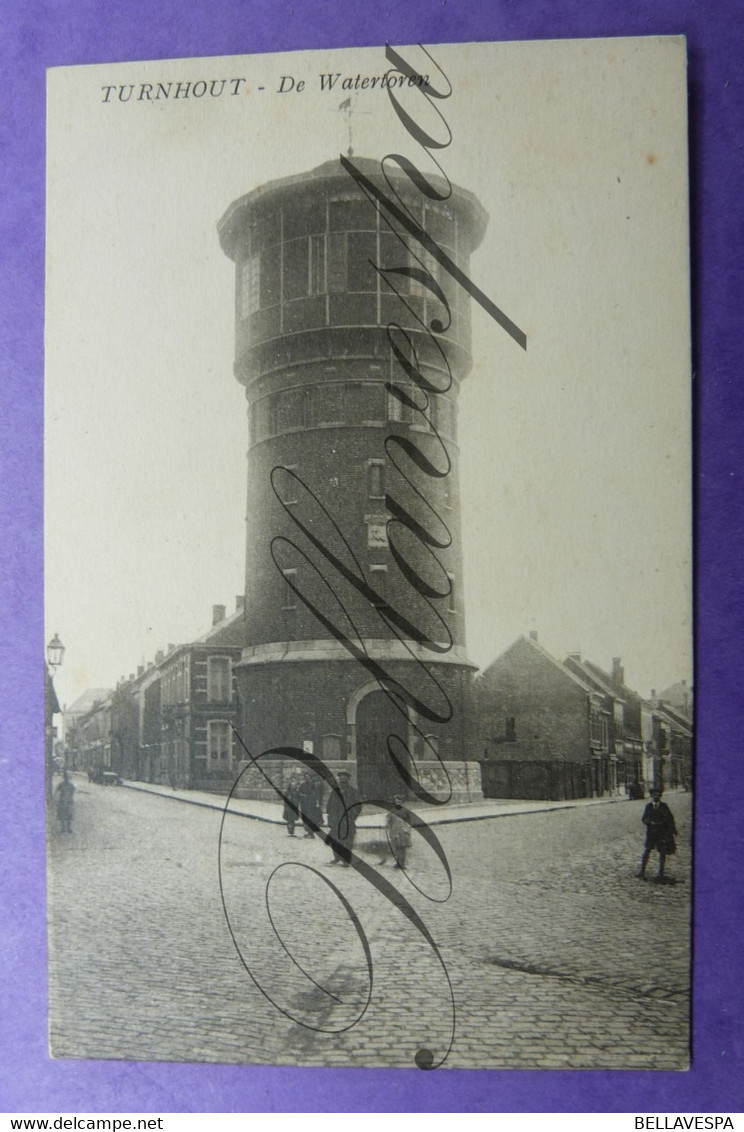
[45,37,692,1070]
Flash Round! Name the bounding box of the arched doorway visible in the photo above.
[355,688,412,802]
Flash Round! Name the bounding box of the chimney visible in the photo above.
[156,650,164,664]
[212,604,226,625]
[612,657,624,685]
[529,630,538,641]
[650,688,656,700]
[137,665,144,677]
[567,651,581,662]
[235,595,245,611]
[167,643,175,654]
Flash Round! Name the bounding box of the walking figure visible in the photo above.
[378,796,412,869]
[55,771,75,834]
[297,770,324,838]
[637,787,677,882]
[326,771,361,866]
[282,772,302,837]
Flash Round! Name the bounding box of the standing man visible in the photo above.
[297,769,324,839]
[379,796,412,869]
[326,771,361,867]
[55,771,75,835]
[282,771,302,837]
[637,787,677,882]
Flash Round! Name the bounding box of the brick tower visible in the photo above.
[218,158,487,802]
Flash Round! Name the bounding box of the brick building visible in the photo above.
[159,601,245,790]
[568,656,645,794]
[75,601,246,790]
[218,158,487,803]
[474,633,611,800]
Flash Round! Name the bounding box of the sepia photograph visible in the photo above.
[43,37,692,1072]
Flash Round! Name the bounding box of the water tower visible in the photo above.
[218,158,487,801]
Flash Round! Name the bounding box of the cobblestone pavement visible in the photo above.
[47,777,691,1070]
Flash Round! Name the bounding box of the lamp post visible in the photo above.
[45,633,65,804]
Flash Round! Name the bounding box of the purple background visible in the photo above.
[1,0,742,1114]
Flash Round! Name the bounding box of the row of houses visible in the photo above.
[64,600,245,792]
[474,632,693,800]
[63,615,692,802]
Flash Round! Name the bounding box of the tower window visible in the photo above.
[276,465,299,505]
[447,573,456,614]
[314,383,344,426]
[347,232,378,293]
[321,733,342,760]
[368,460,385,499]
[282,569,298,611]
[408,248,441,298]
[369,564,388,607]
[283,238,309,301]
[239,254,260,319]
[327,232,347,293]
[388,382,413,424]
[309,234,326,295]
[423,734,440,760]
[329,198,375,232]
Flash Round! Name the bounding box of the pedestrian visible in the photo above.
[379,795,412,869]
[55,771,75,834]
[297,770,324,838]
[637,786,677,882]
[326,771,361,866]
[282,771,302,836]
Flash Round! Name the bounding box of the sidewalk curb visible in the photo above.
[118,777,664,828]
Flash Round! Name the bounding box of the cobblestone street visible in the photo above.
[48,777,691,1070]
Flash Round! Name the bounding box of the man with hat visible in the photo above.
[326,771,361,867]
[637,786,677,882]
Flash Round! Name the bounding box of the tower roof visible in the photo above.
[218,157,489,261]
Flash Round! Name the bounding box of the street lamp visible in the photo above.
[45,633,65,804]
[47,632,65,672]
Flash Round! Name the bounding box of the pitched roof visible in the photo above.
[656,703,694,736]
[194,605,246,647]
[566,657,626,702]
[65,688,112,715]
[479,634,598,695]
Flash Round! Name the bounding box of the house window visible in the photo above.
[239,254,260,319]
[368,460,385,499]
[207,720,232,767]
[207,657,231,703]
[177,656,189,703]
[282,569,298,611]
